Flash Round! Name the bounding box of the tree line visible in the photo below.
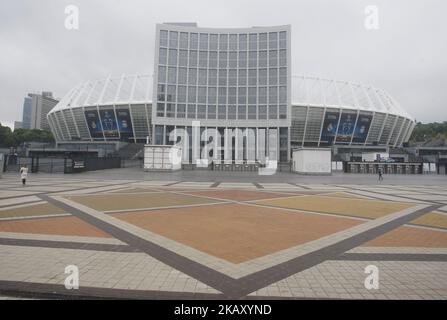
[410,121,447,142]
[0,123,55,147]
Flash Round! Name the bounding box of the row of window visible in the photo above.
[159,48,287,68]
[156,104,288,120]
[158,67,288,86]
[157,85,287,104]
[160,30,287,51]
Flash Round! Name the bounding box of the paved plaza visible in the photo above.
[0,169,447,299]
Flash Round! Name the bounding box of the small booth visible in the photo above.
[292,148,331,175]
[144,145,182,171]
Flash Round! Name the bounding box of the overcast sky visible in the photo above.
[0,0,446,129]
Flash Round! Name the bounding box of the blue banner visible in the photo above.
[320,112,339,144]
[352,114,372,143]
[99,109,119,138]
[84,110,103,138]
[336,113,356,143]
[115,109,134,139]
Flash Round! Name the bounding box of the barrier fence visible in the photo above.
[344,162,423,174]
[2,156,141,174]
[1,154,442,175]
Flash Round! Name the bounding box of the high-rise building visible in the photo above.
[152,23,292,162]
[22,97,32,129]
[25,92,59,131]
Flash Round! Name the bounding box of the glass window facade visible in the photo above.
[155,25,290,122]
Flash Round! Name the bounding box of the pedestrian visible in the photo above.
[378,167,383,182]
[20,165,28,186]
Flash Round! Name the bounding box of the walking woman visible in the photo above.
[20,165,28,186]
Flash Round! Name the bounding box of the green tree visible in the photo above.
[410,121,447,142]
[0,123,13,147]
[0,123,55,147]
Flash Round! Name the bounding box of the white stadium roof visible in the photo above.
[52,74,153,112]
[291,76,412,119]
[51,74,413,120]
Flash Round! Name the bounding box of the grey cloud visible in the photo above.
[0,0,446,128]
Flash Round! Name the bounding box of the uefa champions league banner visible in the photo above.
[99,109,119,138]
[84,110,104,138]
[85,109,133,139]
[336,113,356,143]
[115,109,134,139]
[320,112,339,144]
[352,114,372,143]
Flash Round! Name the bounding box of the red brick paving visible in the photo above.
[0,216,111,238]
[111,203,363,263]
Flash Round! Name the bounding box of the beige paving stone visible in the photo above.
[65,192,221,211]
[348,246,447,254]
[0,196,41,207]
[218,183,257,189]
[0,202,67,219]
[0,245,219,294]
[250,260,447,299]
[410,211,447,230]
[0,190,40,199]
[323,192,371,200]
[255,195,414,219]
[108,188,160,194]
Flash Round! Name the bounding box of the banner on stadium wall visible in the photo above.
[336,113,356,143]
[115,109,134,139]
[320,112,339,144]
[352,114,373,143]
[84,110,103,138]
[99,109,119,138]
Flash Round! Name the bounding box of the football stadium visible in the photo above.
[47,23,415,164]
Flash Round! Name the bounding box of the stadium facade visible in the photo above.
[47,23,415,164]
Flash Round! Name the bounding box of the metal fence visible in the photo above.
[4,156,66,174]
[3,156,134,174]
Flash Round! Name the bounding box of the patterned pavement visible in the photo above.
[0,173,446,299]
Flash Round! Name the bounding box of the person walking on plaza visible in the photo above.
[20,165,28,186]
[378,167,383,182]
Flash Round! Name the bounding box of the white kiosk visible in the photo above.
[292,148,332,175]
[144,145,182,171]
